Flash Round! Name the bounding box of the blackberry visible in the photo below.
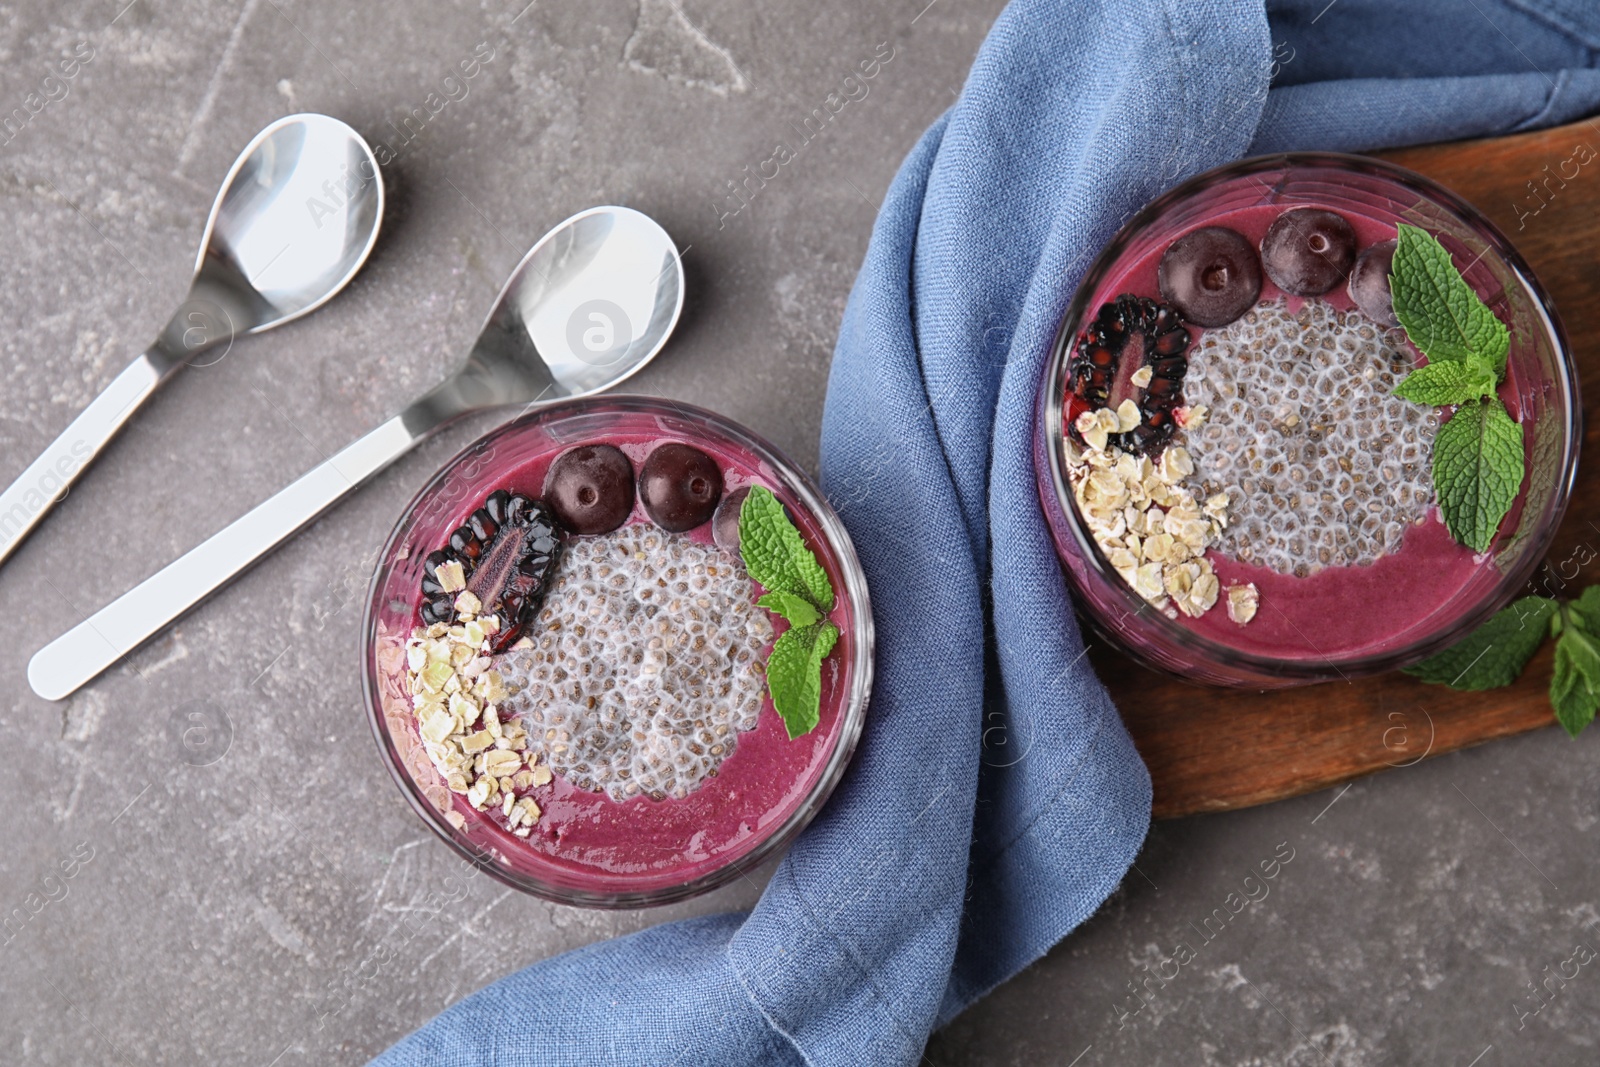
[1068,296,1192,454]
[419,489,563,651]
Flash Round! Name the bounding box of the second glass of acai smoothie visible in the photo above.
[1036,154,1579,687]
[364,397,872,905]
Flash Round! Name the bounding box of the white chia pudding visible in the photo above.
[1181,299,1438,576]
[501,525,774,802]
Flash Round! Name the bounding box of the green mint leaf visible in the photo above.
[1432,396,1524,552]
[739,485,834,612]
[1550,621,1600,738]
[766,621,838,739]
[1393,357,1499,406]
[1403,595,1557,689]
[1391,222,1511,374]
[1568,585,1600,636]
[757,591,820,629]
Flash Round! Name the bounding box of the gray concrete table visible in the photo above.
[0,2,1594,1064]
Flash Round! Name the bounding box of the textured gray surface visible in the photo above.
[931,730,1600,1066]
[0,1,1596,1065]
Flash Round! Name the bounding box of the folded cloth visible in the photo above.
[372,1,1600,1063]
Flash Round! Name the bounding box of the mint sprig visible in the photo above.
[739,485,838,739]
[765,620,839,740]
[1389,223,1524,553]
[740,485,834,612]
[1431,396,1524,553]
[1403,595,1555,689]
[1391,358,1497,407]
[1391,222,1509,372]
[1551,625,1600,737]
[757,591,820,629]
[1405,588,1600,737]
[1551,587,1600,736]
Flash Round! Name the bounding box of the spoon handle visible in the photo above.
[27,413,424,701]
[0,350,171,569]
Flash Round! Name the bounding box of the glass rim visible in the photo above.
[360,394,875,907]
[1039,151,1582,680]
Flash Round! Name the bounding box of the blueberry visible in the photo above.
[544,444,635,534]
[1260,208,1357,296]
[1158,226,1262,327]
[712,486,750,551]
[639,443,724,532]
[1348,239,1399,327]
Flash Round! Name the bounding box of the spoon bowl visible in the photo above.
[409,207,683,426]
[172,113,385,350]
[29,206,684,701]
[0,113,383,567]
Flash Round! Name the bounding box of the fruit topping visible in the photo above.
[1158,226,1262,327]
[713,485,750,551]
[1260,208,1357,296]
[639,443,724,532]
[1067,296,1192,455]
[1348,239,1399,327]
[419,489,563,650]
[544,444,636,534]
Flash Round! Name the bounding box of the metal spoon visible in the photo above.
[29,206,685,700]
[0,113,384,570]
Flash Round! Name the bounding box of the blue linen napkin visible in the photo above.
[373,1,1600,1063]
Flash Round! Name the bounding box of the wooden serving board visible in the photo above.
[1110,118,1600,820]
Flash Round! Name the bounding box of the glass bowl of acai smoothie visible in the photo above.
[1036,153,1579,688]
[364,396,872,906]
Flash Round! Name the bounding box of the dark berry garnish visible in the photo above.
[1348,239,1399,327]
[544,444,635,534]
[713,486,750,551]
[1158,226,1262,327]
[419,489,562,651]
[1260,208,1357,296]
[1067,296,1191,454]
[639,443,724,532]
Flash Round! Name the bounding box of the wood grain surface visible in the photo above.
[1109,118,1600,820]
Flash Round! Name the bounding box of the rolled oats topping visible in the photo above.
[1226,582,1260,625]
[1065,437,1228,620]
[403,598,549,836]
